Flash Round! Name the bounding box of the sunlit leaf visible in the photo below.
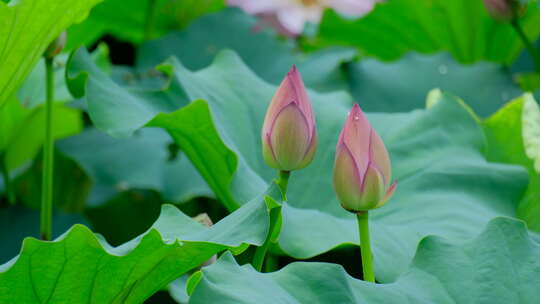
[0,196,269,303]
[483,93,540,231]
[0,98,83,171]
[0,0,102,107]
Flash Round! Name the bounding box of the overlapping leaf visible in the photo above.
[0,0,102,107]
[190,217,540,304]
[137,8,356,92]
[66,49,528,282]
[315,0,540,64]
[0,194,269,303]
[57,128,212,206]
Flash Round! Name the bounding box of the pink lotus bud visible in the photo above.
[333,104,396,212]
[262,66,317,171]
[44,32,67,59]
[483,0,516,20]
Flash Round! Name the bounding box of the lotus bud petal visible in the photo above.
[262,65,317,171]
[44,32,67,59]
[333,104,396,212]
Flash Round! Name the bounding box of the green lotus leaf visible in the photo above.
[66,49,528,282]
[0,191,270,303]
[0,0,102,107]
[66,0,224,49]
[0,98,82,171]
[483,93,540,231]
[137,8,356,92]
[315,0,540,64]
[57,128,212,206]
[190,217,540,304]
[348,52,521,116]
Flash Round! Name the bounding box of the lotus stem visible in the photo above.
[252,170,290,271]
[40,57,55,240]
[276,170,290,201]
[511,18,540,72]
[0,153,15,204]
[357,211,375,282]
[144,0,158,41]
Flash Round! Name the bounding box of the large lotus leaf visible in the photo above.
[190,217,540,304]
[315,0,540,64]
[57,127,212,206]
[66,0,224,49]
[0,0,102,107]
[66,49,527,282]
[483,93,540,231]
[67,48,188,138]
[137,8,356,92]
[0,193,270,303]
[348,52,522,116]
[0,98,83,171]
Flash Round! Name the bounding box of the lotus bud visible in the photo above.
[193,213,217,267]
[333,104,396,213]
[261,65,317,171]
[44,32,67,59]
[482,0,518,20]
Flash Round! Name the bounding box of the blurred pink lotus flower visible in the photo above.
[482,0,515,20]
[333,104,396,212]
[262,65,317,171]
[228,0,378,35]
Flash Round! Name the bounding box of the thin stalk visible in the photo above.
[40,57,55,241]
[511,18,540,72]
[357,211,375,282]
[144,0,158,41]
[252,207,280,271]
[276,170,290,201]
[252,170,290,271]
[0,153,15,204]
[264,253,279,272]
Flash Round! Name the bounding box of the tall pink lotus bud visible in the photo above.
[262,66,317,171]
[333,104,396,212]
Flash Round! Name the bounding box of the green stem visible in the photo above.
[252,170,290,271]
[41,57,55,241]
[357,211,375,282]
[252,207,280,271]
[264,253,279,272]
[276,170,290,201]
[511,18,540,72]
[144,0,158,41]
[0,153,15,204]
